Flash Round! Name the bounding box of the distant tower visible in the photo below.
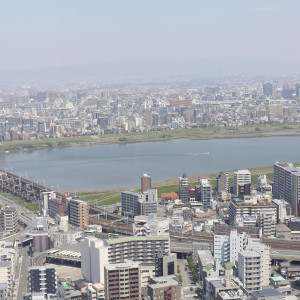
[179,173,189,204]
[263,83,273,96]
[296,83,300,97]
[141,173,151,193]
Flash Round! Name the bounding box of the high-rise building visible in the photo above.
[179,173,189,204]
[263,83,273,96]
[69,198,88,228]
[121,189,157,217]
[281,84,293,99]
[238,241,270,295]
[199,177,212,209]
[48,196,66,219]
[217,172,228,194]
[296,83,300,97]
[28,266,57,296]
[0,207,18,234]
[273,162,300,215]
[233,170,251,195]
[155,249,177,277]
[214,230,247,263]
[141,173,151,193]
[81,235,170,284]
[104,261,141,300]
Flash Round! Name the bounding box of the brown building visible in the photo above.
[147,275,181,300]
[69,199,88,228]
[141,173,151,193]
[104,261,141,300]
[32,232,50,253]
[48,197,66,219]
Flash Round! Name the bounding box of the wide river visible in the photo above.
[0,136,299,192]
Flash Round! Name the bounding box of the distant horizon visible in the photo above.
[1,1,300,83]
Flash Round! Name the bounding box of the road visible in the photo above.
[32,250,48,266]
[16,246,31,300]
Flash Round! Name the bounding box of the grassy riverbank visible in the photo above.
[1,122,300,153]
[78,162,300,206]
[0,193,40,212]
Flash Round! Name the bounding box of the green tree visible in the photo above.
[195,287,202,299]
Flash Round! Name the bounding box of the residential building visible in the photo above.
[32,232,50,253]
[147,275,181,300]
[233,170,251,195]
[214,230,247,263]
[48,197,66,219]
[273,162,300,215]
[199,177,212,209]
[104,261,141,300]
[272,199,291,223]
[69,198,88,228]
[141,173,151,193]
[0,262,12,298]
[217,172,229,194]
[155,249,177,277]
[0,207,17,234]
[81,235,170,284]
[133,215,169,236]
[28,266,57,296]
[121,189,157,217]
[179,173,189,204]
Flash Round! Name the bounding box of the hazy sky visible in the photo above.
[1,0,300,78]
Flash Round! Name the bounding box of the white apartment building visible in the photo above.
[81,234,170,285]
[238,241,270,295]
[233,170,251,195]
[214,230,247,263]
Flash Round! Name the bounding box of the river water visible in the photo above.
[0,136,299,192]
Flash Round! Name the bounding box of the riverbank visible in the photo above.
[1,122,300,153]
[78,162,300,206]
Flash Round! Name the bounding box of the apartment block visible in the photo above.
[233,170,251,195]
[121,189,157,217]
[273,162,300,215]
[69,198,88,228]
[104,261,141,300]
[0,207,17,234]
[28,266,57,296]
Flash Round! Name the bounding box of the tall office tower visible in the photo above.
[28,266,57,296]
[233,170,251,195]
[273,162,300,215]
[217,172,228,194]
[263,83,273,96]
[179,173,189,204]
[141,173,151,193]
[296,83,300,97]
[104,261,141,300]
[214,230,247,263]
[199,177,212,209]
[69,198,89,228]
[121,189,157,217]
[281,84,293,99]
[155,249,177,277]
[0,207,18,234]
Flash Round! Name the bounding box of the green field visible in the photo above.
[0,193,40,212]
[1,122,300,153]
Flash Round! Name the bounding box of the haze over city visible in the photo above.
[1,0,300,81]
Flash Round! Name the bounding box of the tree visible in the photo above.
[195,287,202,299]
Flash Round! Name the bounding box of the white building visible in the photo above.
[199,177,212,209]
[238,241,270,294]
[272,199,291,223]
[133,215,169,236]
[80,237,109,284]
[214,230,247,263]
[233,170,251,195]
